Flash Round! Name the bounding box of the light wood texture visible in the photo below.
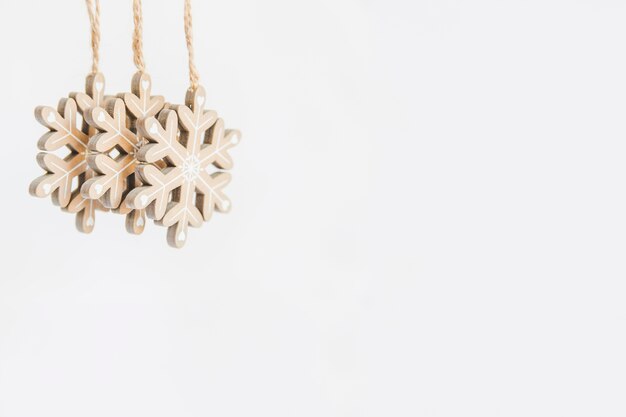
[121,72,164,128]
[126,85,240,248]
[80,72,164,235]
[71,72,105,135]
[82,98,139,213]
[29,74,108,233]
[121,72,165,234]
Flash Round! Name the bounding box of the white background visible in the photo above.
[1,0,625,415]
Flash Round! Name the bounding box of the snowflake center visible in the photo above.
[182,155,201,182]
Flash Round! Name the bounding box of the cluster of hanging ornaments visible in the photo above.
[29,0,241,248]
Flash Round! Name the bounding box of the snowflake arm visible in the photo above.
[65,168,106,233]
[199,118,241,170]
[70,73,105,115]
[161,181,204,248]
[196,171,232,221]
[173,86,217,155]
[122,72,164,123]
[82,153,135,208]
[137,110,186,165]
[30,152,87,207]
[127,165,184,220]
[85,99,137,153]
[34,99,87,152]
[70,73,106,135]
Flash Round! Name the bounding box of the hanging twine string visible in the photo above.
[132,0,146,72]
[85,0,101,74]
[184,0,201,90]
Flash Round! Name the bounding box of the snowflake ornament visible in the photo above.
[81,72,164,234]
[29,74,108,233]
[126,86,241,248]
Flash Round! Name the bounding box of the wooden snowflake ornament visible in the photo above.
[29,74,108,233]
[126,86,241,248]
[81,72,164,234]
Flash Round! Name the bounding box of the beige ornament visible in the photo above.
[81,72,164,234]
[29,74,108,233]
[126,86,240,248]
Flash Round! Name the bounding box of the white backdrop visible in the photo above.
[1,0,626,416]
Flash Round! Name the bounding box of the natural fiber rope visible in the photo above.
[133,0,146,72]
[85,0,100,74]
[184,0,200,90]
